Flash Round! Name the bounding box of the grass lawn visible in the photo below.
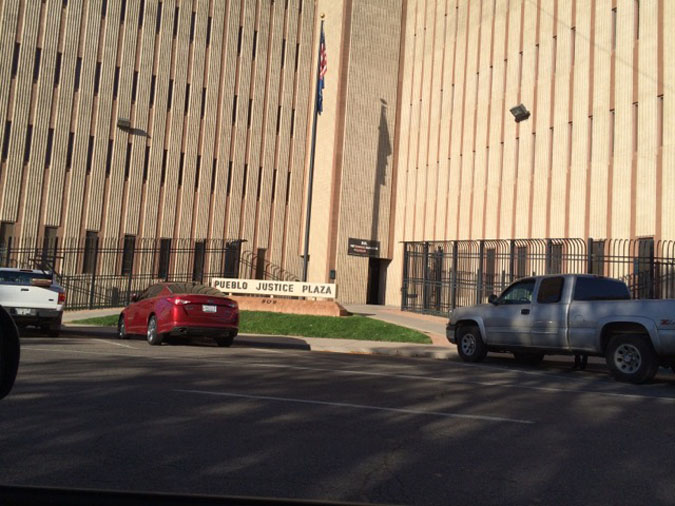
[69,311,431,344]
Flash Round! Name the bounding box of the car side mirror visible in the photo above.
[0,305,20,400]
[488,294,499,305]
[130,293,139,303]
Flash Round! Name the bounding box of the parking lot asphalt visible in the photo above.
[2,332,675,505]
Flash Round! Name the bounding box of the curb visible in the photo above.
[59,325,456,360]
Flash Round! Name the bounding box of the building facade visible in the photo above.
[1,0,674,308]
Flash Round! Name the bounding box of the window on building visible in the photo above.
[612,7,617,51]
[192,241,205,282]
[206,16,212,45]
[634,0,640,40]
[121,235,135,275]
[74,57,82,91]
[101,0,107,18]
[237,26,242,54]
[150,75,156,106]
[132,71,138,102]
[33,48,41,83]
[24,125,32,164]
[42,226,58,266]
[252,30,257,59]
[178,152,184,185]
[124,141,132,180]
[255,249,267,279]
[161,149,167,184]
[106,139,113,176]
[184,83,190,113]
[45,128,54,168]
[143,146,150,182]
[113,66,120,99]
[281,39,286,67]
[610,109,615,158]
[54,52,62,86]
[173,6,179,37]
[94,61,101,94]
[86,135,94,174]
[120,0,126,23]
[247,99,252,127]
[82,231,99,274]
[232,95,237,124]
[210,159,217,193]
[195,155,201,190]
[200,87,206,118]
[242,164,248,195]
[190,11,195,41]
[658,95,664,147]
[155,1,162,33]
[167,79,173,108]
[226,161,232,195]
[0,222,14,267]
[516,246,528,278]
[11,42,19,78]
[157,239,171,279]
[66,132,74,169]
[2,121,11,162]
[138,0,145,28]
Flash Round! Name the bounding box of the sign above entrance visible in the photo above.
[348,238,380,257]
[211,278,337,299]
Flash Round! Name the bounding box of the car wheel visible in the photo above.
[118,315,129,340]
[215,335,235,348]
[47,326,60,338]
[513,351,545,366]
[605,334,658,384]
[456,325,488,363]
[146,315,164,346]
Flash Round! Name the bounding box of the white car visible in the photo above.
[0,268,65,337]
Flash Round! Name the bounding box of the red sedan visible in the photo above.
[118,282,239,347]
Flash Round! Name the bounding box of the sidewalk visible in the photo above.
[62,304,457,360]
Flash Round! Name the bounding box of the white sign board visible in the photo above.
[211,278,337,299]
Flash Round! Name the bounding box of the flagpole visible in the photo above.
[302,15,325,282]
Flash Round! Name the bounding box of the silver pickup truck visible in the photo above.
[446,274,675,383]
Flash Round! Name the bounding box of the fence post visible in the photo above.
[422,242,430,313]
[587,238,593,274]
[401,244,409,310]
[450,241,458,310]
[126,265,133,305]
[476,240,484,304]
[545,239,552,274]
[509,240,515,282]
[88,239,99,310]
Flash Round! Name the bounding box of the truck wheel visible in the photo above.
[605,335,658,384]
[513,352,545,366]
[146,315,164,346]
[456,325,488,363]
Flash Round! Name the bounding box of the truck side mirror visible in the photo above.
[488,294,499,305]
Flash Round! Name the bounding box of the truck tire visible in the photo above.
[456,325,488,363]
[146,315,164,346]
[605,334,658,384]
[513,351,545,366]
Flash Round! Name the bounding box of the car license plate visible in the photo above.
[202,305,217,313]
[15,308,34,316]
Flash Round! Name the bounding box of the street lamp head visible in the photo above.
[509,104,531,123]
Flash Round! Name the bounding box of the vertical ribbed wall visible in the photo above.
[386,0,672,305]
[0,0,315,280]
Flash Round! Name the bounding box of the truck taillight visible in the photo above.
[58,291,66,304]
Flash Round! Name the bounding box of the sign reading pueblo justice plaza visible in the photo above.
[211,278,337,299]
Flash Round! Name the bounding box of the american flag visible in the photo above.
[317,24,327,114]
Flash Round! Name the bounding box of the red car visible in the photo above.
[118,282,239,347]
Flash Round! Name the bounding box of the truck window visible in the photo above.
[0,271,52,285]
[498,279,536,304]
[573,277,631,301]
[537,277,564,303]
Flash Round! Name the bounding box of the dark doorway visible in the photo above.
[367,258,388,305]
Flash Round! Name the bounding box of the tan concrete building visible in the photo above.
[1,0,674,307]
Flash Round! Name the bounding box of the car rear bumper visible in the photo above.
[5,307,62,326]
[168,325,238,338]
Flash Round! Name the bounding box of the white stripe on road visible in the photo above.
[93,338,137,349]
[174,389,535,424]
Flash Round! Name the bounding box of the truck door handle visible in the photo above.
[521,309,530,315]
[20,288,29,292]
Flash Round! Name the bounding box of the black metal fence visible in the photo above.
[402,237,675,316]
[0,236,300,310]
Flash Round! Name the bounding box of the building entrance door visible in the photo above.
[367,258,388,304]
